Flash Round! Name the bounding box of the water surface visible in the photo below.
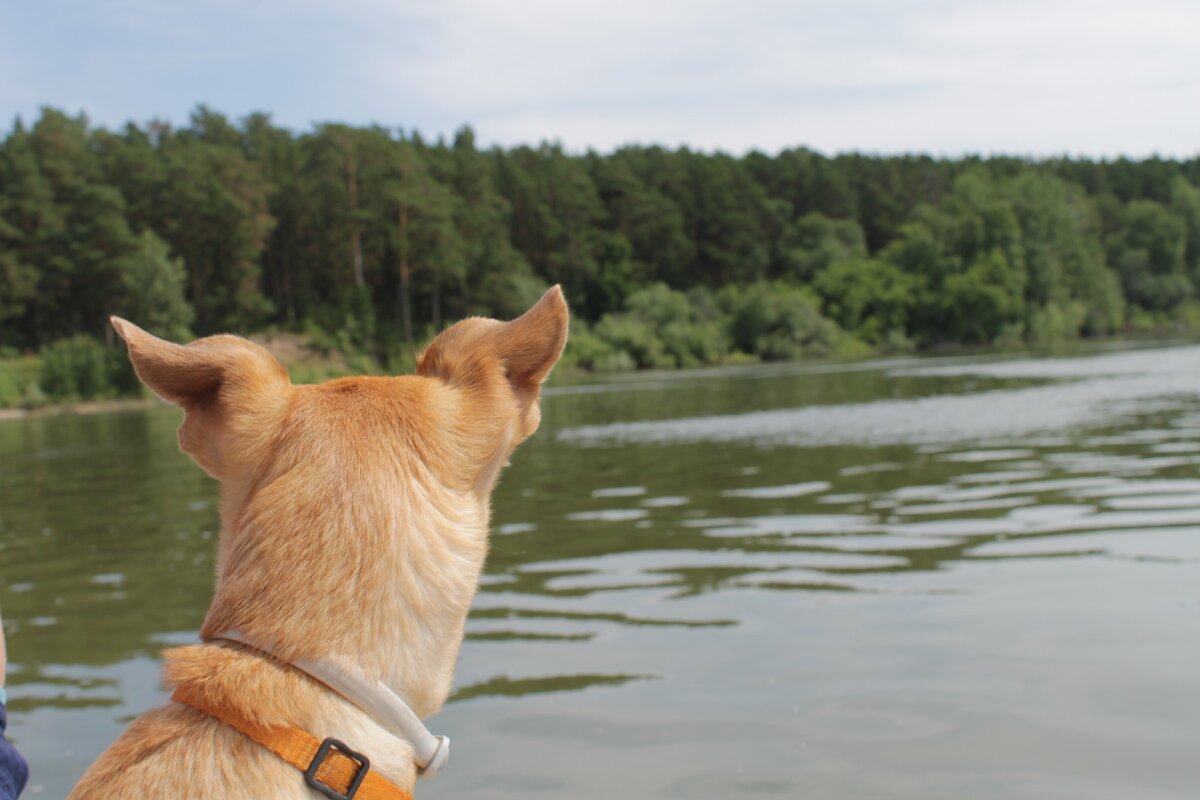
[2,343,1199,798]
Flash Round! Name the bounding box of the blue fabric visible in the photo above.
[0,704,28,799]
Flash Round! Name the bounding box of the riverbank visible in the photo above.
[0,330,376,417]
[6,279,1200,415]
[0,397,158,422]
[4,332,1196,422]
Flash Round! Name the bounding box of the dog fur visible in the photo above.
[69,287,569,798]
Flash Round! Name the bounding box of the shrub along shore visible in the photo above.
[2,278,1197,413]
[3,107,1200,409]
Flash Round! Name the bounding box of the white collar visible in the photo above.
[212,629,450,778]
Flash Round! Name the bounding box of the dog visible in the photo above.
[69,287,569,798]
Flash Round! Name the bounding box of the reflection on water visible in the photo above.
[2,343,1200,798]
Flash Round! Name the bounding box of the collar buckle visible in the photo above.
[304,737,371,800]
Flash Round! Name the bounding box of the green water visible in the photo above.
[2,344,1200,798]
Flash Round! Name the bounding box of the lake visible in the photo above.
[2,342,1199,799]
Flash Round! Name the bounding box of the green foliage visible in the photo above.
[4,105,1200,394]
[1126,301,1200,337]
[588,232,637,316]
[779,212,868,281]
[1004,172,1123,334]
[1028,301,1089,343]
[720,282,846,360]
[159,108,276,331]
[813,259,915,344]
[1174,301,1200,334]
[559,321,636,372]
[0,357,41,408]
[561,283,849,371]
[1170,177,1200,281]
[592,315,673,369]
[576,284,731,369]
[622,284,729,367]
[472,271,549,320]
[38,336,120,401]
[1108,200,1190,311]
[941,249,1027,344]
[118,230,195,340]
[313,286,377,353]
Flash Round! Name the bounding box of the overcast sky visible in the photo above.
[1,0,1197,157]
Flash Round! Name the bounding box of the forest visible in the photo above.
[2,106,1200,406]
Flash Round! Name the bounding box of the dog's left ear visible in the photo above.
[418,286,568,387]
[418,286,568,436]
[493,285,570,387]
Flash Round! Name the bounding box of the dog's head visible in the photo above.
[112,287,568,692]
[113,286,567,495]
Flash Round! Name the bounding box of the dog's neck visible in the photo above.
[211,628,451,776]
[198,445,493,719]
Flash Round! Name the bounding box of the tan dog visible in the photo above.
[69,287,569,799]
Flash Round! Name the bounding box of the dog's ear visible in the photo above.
[417,286,568,450]
[111,317,291,477]
[111,317,289,408]
[417,285,569,391]
[494,285,570,387]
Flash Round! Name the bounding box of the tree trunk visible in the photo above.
[431,272,441,330]
[398,204,413,345]
[104,301,114,348]
[283,268,295,324]
[347,149,365,289]
[192,270,204,328]
[286,221,303,324]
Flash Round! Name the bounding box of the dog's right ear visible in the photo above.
[111,317,288,409]
[111,317,291,478]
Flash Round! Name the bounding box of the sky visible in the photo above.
[1,0,1198,157]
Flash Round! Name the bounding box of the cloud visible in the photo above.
[352,0,1200,155]
[1,0,1197,156]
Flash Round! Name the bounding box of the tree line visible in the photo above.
[3,106,1200,373]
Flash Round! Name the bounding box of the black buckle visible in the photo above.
[304,737,371,800]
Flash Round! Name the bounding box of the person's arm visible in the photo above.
[0,610,29,799]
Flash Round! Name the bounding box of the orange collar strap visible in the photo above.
[173,683,413,800]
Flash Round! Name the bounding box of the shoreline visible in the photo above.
[0,397,159,422]
[3,335,1195,422]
